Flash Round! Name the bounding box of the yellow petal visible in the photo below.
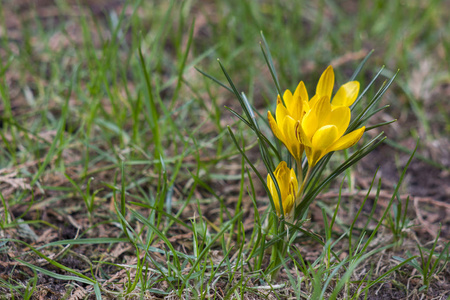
[283,194,294,215]
[282,116,302,162]
[312,96,332,128]
[294,81,309,103]
[276,102,289,130]
[288,96,304,122]
[267,172,280,213]
[289,168,298,193]
[327,106,351,138]
[332,81,360,107]
[301,109,318,141]
[268,111,285,143]
[311,125,339,150]
[308,94,319,108]
[328,126,365,151]
[303,100,311,113]
[283,89,293,106]
[275,163,289,200]
[285,89,303,121]
[316,66,335,100]
[296,121,312,147]
[289,169,299,210]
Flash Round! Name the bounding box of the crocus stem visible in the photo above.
[296,160,303,191]
[296,166,313,205]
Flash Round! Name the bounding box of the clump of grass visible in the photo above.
[395,227,450,293]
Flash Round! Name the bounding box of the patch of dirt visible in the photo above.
[357,141,450,241]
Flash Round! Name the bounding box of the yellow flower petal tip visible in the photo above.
[332,81,360,108]
[330,126,365,151]
[316,66,335,100]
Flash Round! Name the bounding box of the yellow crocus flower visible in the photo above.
[267,161,298,218]
[297,95,365,167]
[268,66,360,163]
[268,65,363,167]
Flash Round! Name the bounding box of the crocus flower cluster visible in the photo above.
[267,66,365,219]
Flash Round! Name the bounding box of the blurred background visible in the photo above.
[2,0,448,209]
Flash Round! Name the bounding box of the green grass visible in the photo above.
[0,0,449,299]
